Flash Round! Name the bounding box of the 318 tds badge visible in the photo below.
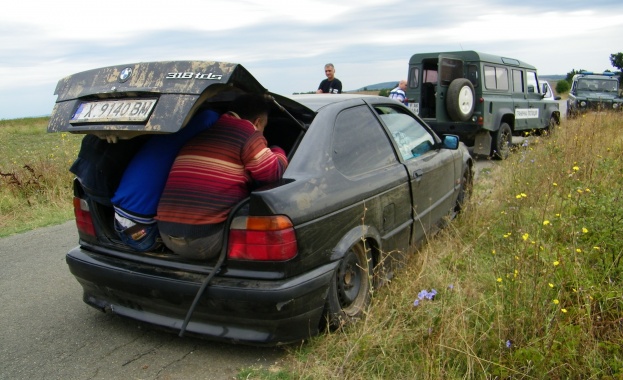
[166,72,223,80]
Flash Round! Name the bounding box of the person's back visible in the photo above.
[111,109,219,251]
[156,94,288,260]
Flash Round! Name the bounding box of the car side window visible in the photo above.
[332,106,397,177]
[527,71,538,93]
[376,106,436,161]
[512,69,524,93]
[484,65,509,91]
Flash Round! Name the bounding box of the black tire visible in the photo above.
[323,241,373,329]
[453,166,473,217]
[446,78,475,122]
[492,123,512,160]
[545,114,558,136]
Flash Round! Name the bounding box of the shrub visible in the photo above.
[556,79,570,94]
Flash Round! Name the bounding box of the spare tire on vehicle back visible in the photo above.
[446,78,475,122]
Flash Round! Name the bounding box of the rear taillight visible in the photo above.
[227,216,297,261]
[73,197,96,238]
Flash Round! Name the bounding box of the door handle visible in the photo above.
[413,169,423,181]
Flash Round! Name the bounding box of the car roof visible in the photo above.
[286,93,379,111]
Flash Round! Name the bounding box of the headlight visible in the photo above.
[580,101,587,107]
[614,103,620,109]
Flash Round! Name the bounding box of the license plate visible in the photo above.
[408,102,419,115]
[71,99,157,123]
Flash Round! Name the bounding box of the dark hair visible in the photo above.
[229,93,270,121]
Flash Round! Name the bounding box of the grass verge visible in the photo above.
[0,117,82,237]
[241,112,623,379]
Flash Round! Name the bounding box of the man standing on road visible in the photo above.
[316,63,342,94]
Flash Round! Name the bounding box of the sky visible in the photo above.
[1,0,622,120]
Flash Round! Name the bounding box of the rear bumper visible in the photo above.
[66,246,336,345]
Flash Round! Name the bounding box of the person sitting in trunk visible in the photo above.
[111,109,219,251]
[156,93,289,260]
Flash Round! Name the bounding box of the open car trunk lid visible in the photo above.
[47,61,268,138]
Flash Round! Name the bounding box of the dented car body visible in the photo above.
[49,61,473,345]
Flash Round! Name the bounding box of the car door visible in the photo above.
[376,105,457,243]
[525,70,546,129]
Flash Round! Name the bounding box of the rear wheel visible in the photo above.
[453,166,473,217]
[492,123,512,160]
[324,241,373,329]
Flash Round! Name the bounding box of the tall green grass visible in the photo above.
[0,117,82,237]
[242,112,623,379]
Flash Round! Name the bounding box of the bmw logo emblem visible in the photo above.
[118,67,133,83]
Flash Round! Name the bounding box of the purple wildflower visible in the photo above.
[413,288,438,306]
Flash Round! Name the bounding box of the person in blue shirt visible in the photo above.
[389,80,408,105]
[111,109,219,251]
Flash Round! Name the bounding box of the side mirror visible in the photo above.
[442,135,460,150]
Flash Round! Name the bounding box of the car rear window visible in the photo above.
[332,106,397,177]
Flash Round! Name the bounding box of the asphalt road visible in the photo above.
[0,221,284,380]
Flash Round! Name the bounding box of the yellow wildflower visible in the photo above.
[543,220,550,225]
[582,227,588,234]
[553,299,559,304]
[522,233,529,241]
[573,166,579,171]
[497,278,502,283]
[553,261,560,266]
[561,308,568,313]
[548,283,554,288]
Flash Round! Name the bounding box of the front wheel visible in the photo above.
[323,241,373,329]
[492,123,512,160]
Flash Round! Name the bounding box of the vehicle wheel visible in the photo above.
[492,123,512,160]
[446,78,475,122]
[323,241,373,329]
[545,114,557,135]
[452,166,473,217]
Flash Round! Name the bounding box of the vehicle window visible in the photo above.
[512,69,524,93]
[333,106,397,177]
[484,66,496,89]
[541,82,550,96]
[376,106,435,161]
[496,67,509,90]
[409,67,420,88]
[467,64,479,87]
[484,65,509,91]
[423,69,438,84]
[439,58,463,86]
[527,71,538,93]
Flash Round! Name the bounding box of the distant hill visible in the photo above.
[351,81,398,92]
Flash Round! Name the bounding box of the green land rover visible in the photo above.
[567,71,623,117]
[406,50,560,159]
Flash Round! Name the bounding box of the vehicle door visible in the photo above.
[436,54,465,122]
[525,70,545,129]
[376,104,457,243]
[510,68,527,129]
